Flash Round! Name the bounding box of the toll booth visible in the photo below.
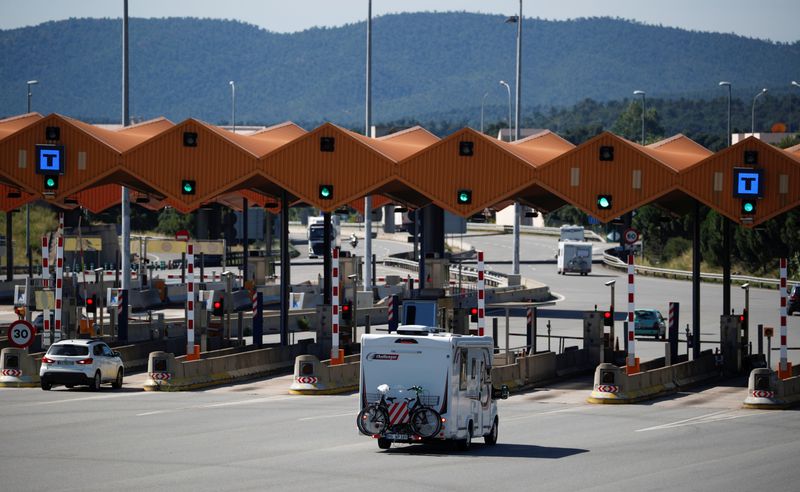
[583,311,604,364]
[720,314,746,374]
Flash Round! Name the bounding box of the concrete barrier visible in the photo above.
[588,353,716,404]
[743,365,800,409]
[288,354,360,395]
[143,340,320,391]
[0,348,40,387]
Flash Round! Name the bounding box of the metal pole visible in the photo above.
[242,197,248,284]
[512,0,522,276]
[751,89,767,135]
[5,211,12,281]
[723,218,731,315]
[119,0,130,342]
[364,0,373,292]
[279,189,290,346]
[692,200,701,359]
[480,91,489,134]
[500,81,511,142]
[26,205,32,278]
[633,90,646,145]
[229,80,236,133]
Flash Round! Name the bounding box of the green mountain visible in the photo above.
[1,13,798,128]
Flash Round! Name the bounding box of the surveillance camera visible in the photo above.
[605,280,616,286]
[741,283,750,289]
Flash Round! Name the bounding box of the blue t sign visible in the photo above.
[35,144,65,174]
[733,168,763,198]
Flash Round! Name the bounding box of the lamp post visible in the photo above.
[229,80,236,134]
[505,2,523,276]
[26,80,38,113]
[480,91,489,134]
[26,80,39,278]
[499,81,511,142]
[719,82,731,147]
[751,88,767,135]
[633,90,646,145]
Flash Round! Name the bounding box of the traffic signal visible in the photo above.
[86,295,97,315]
[599,145,614,161]
[459,141,474,157]
[319,184,333,200]
[43,175,58,191]
[597,195,612,210]
[603,308,614,327]
[470,307,478,322]
[181,180,196,195]
[741,199,756,215]
[456,189,472,205]
[341,301,352,323]
[212,298,224,317]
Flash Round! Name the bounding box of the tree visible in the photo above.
[611,101,665,144]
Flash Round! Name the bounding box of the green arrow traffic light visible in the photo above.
[44,176,58,191]
[319,184,333,200]
[181,180,196,195]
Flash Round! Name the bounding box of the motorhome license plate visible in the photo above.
[384,433,408,440]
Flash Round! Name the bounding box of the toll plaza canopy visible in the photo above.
[1,112,799,227]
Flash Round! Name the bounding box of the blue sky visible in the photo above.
[1,0,798,43]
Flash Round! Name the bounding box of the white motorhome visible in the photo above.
[557,240,593,275]
[559,225,585,242]
[358,326,507,450]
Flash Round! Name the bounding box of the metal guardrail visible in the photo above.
[602,251,783,289]
[382,257,507,287]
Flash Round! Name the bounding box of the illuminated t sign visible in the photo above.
[733,168,763,198]
[35,144,65,175]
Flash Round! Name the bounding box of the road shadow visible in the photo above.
[382,442,588,459]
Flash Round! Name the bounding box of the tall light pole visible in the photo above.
[364,0,373,291]
[120,0,131,343]
[26,80,38,113]
[25,80,38,278]
[719,82,731,146]
[718,81,732,318]
[229,80,236,133]
[505,1,523,276]
[499,81,511,142]
[480,91,489,134]
[751,88,767,135]
[633,90,646,145]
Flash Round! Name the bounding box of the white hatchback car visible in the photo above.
[40,339,124,391]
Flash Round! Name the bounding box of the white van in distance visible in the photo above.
[357,325,508,450]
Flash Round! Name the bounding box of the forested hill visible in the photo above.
[1,13,797,127]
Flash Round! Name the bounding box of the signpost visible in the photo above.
[8,320,36,349]
[175,229,190,242]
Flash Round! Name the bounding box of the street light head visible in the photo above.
[718,81,731,87]
[793,81,800,88]
[633,90,645,96]
[761,88,768,94]
[604,280,616,286]
[229,80,234,86]
[27,80,39,85]
[505,15,519,23]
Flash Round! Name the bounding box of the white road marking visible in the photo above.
[503,407,582,421]
[136,395,298,416]
[32,391,157,406]
[636,409,768,432]
[298,412,354,422]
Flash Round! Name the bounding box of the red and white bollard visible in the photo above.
[41,235,51,347]
[186,244,196,358]
[626,254,639,374]
[778,258,792,379]
[331,247,341,363]
[54,214,64,343]
[477,251,485,337]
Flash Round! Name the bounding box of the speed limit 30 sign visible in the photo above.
[7,320,36,349]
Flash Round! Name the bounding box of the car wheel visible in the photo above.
[484,417,498,445]
[112,368,124,389]
[90,371,102,391]
[457,422,473,451]
[40,380,52,391]
[377,438,392,450]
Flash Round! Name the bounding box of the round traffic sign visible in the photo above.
[7,320,36,349]
[623,228,640,245]
[175,229,190,241]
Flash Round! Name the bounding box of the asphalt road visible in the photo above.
[1,374,797,492]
